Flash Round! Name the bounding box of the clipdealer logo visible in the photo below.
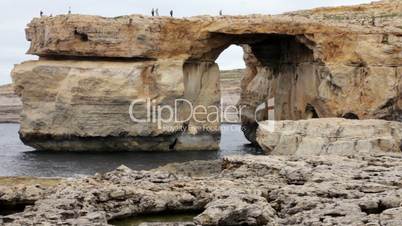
[128,98,275,131]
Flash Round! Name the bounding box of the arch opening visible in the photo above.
[183,33,323,145]
[213,33,318,144]
[216,45,251,150]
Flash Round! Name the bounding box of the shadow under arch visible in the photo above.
[183,32,328,144]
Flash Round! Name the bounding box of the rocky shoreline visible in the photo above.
[0,177,61,216]
[2,153,402,225]
[1,0,402,225]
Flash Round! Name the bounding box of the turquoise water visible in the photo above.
[0,124,261,177]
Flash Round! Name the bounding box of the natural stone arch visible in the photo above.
[11,0,402,151]
[185,33,326,143]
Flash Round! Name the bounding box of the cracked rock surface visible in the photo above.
[2,154,402,225]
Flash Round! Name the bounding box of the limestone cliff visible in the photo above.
[12,0,402,150]
[13,60,220,151]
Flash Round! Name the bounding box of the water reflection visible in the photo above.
[0,124,261,177]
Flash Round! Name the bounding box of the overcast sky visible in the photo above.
[0,0,374,85]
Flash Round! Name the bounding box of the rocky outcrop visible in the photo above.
[3,153,402,225]
[12,0,402,150]
[13,60,220,151]
[0,84,21,123]
[0,177,61,216]
[257,118,402,155]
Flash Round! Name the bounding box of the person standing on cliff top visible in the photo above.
[151,8,155,16]
[170,10,173,17]
[219,10,223,16]
[40,11,43,17]
[155,8,159,16]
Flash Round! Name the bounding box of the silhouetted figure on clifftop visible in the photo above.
[170,10,173,17]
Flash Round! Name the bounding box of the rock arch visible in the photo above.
[186,33,326,142]
[12,0,402,151]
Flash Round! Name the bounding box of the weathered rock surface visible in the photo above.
[0,68,240,126]
[2,154,402,225]
[257,118,402,155]
[12,0,402,149]
[23,1,402,61]
[0,177,61,216]
[13,60,220,151]
[0,84,21,123]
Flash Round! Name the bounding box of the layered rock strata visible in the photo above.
[13,60,220,151]
[0,84,21,123]
[2,154,402,225]
[0,67,239,125]
[12,0,402,150]
[257,118,402,155]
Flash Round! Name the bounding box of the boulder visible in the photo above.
[194,191,277,226]
[256,118,402,155]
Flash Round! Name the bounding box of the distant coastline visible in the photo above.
[0,84,21,123]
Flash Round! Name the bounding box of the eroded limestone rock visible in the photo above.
[12,60,220,151]
[194,192,277,225]
[12,0,402,148]
[0,177,61,217]
[2,154,402,225]
[256,118,402,155]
